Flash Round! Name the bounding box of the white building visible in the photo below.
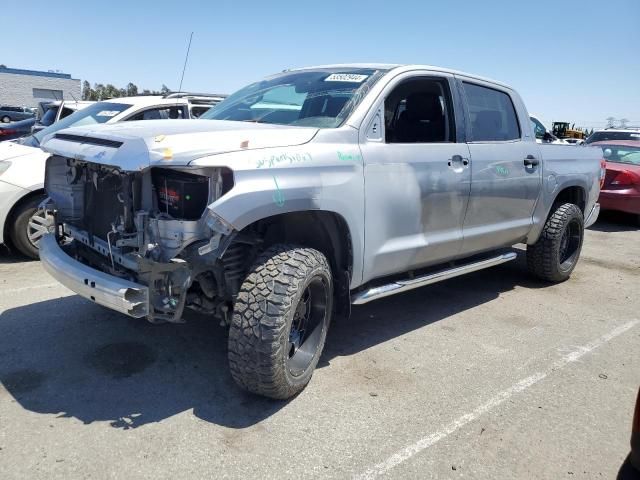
[0,66,81,109]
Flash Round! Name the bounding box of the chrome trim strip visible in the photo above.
[351,252,517,305]
[39,234,149,318]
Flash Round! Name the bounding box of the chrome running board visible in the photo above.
[351,252,517,305]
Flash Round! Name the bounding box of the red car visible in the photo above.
[592,141,640,224]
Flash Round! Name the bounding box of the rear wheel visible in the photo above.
[9,195,50,259]
[228,244,333,399]
[527,203,584,282]
[1,116,10,123]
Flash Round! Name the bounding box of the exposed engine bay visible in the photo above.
[43,155,253,324]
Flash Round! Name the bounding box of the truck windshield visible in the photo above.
[201,68,387,128]
[19,102,132,147]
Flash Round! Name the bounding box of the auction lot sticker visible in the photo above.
[324,73,369,83]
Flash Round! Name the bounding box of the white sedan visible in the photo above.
[0,94,224,258]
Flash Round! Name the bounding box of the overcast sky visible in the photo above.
[4,0,639,129]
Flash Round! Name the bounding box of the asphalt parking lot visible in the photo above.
[0,213,638,480]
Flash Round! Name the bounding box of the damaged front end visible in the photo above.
[42,155,252,324]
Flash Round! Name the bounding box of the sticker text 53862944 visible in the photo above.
[324,73,369,83]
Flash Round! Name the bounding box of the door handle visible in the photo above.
[448,155,469,167]
[524,155,539,167]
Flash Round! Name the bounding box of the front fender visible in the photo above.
[195,145,366,287]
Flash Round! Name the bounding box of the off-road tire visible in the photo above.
[9,195,47,259]
[228,244,333,399]
[527,202,584,282]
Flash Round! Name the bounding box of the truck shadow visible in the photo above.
[0,245,31,264]
[589,212,639,232]
[0,250,545,430]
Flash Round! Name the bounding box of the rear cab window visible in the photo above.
[463,82,521,142]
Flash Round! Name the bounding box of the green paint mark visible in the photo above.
[337,151,362,162]
[272,176,285,207]
[495,165,510,176]
[257,152,313,169]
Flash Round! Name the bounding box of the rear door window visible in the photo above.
[126,106,187,121]
[60,107,75,119]
[463,83,521,141]
[190,106,211,118]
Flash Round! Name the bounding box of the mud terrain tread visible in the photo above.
[228,244,331,399]
[527,202,584,282]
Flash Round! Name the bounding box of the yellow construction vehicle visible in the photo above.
[552,122,586,139]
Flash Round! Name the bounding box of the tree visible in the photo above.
[81,80,170,99]
[606,117,616,128]
[82,80,92,100]
[126,82,138,97]
[619,118,629,128]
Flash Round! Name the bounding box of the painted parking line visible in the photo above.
[355,319,639,480]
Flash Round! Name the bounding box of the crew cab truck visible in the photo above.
[38,65,603,399]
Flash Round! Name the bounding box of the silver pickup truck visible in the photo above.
[38,64,603,399]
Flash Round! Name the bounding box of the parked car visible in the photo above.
[0,106,35,123]
[585,127,640,144]
[0,93,225,258]
[32,100,95,133]
[592,140,640,224]
[37,64,603,399]
[530,115,567,144]
[0,118,36,142]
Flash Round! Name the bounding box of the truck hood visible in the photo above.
[39,119,319,171]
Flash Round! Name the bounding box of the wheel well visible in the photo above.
[3,189,46,246]
[553,186,586,213]
[242,210,354,316]
[249,211,353,275]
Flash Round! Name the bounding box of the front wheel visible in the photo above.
[527,203,584,282]
[9,195,51,259]
[228,244,333,399]
[1,116,10,123]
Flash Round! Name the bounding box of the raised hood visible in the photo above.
[39,119,318,171]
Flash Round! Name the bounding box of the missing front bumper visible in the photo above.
[39,234,149,318]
